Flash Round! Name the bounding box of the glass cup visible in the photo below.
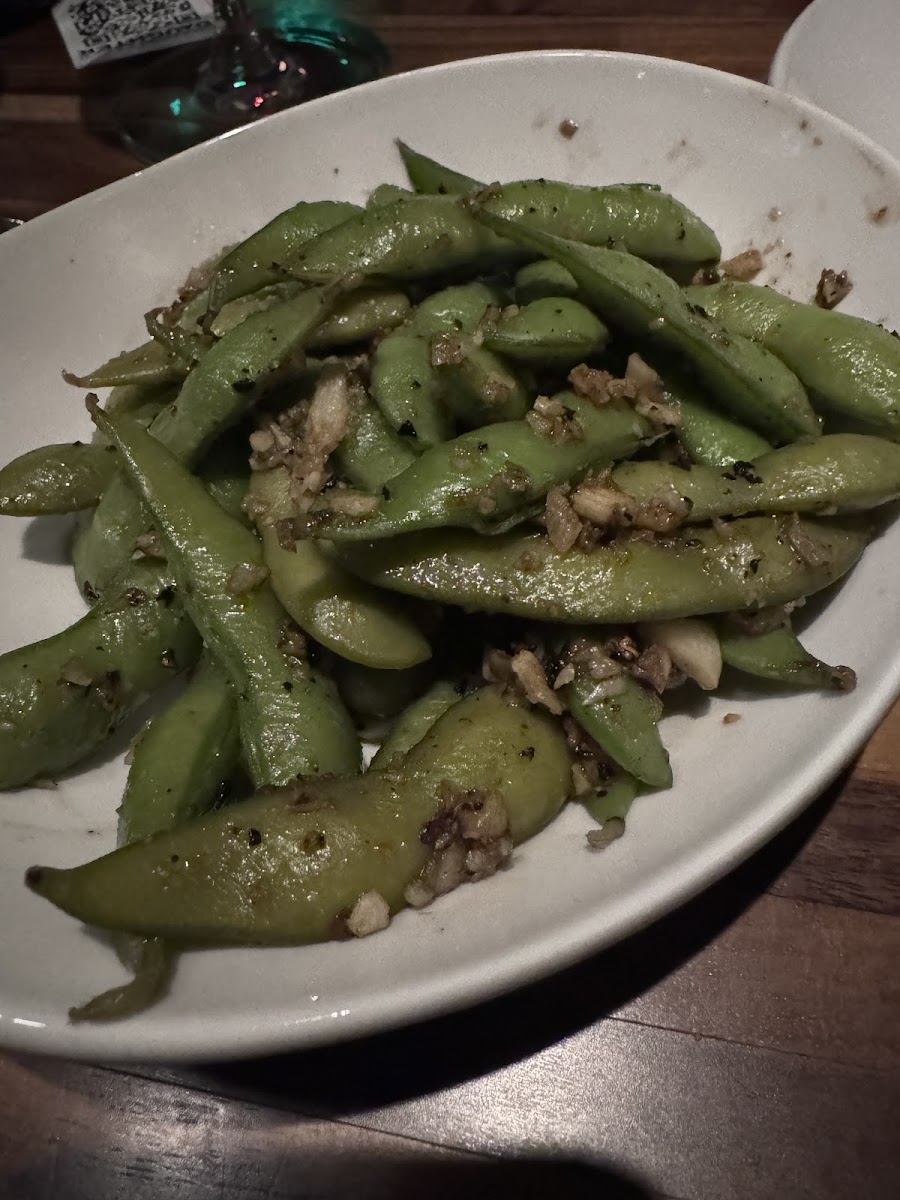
[114,0,387,163]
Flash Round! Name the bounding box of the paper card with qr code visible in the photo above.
[53,1,217,69]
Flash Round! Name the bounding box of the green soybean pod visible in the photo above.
[474,213,821,445]
[482,297,609,366]
[118,655,239,845]
[208,282,303,338]
[311,394,650,542]
[686,281,900,439]
[431,333,533,427]
[337,515,870,623]
[64,339,187,390]
[214,284,412,349]
[717,622,856,691]
[250,468,431,670]
[283,194,519,283]
[514,259,580,304]
[566,669,672,789]
[370,282,506,446]
[397,141,483,194]
[369,333,454,447]
[368,680,461,768]
[334,390,420,493]
[0,559,201,789]
[583,771,640,825]
[26,688,574,945]
[208,199,361,311]
[475,179,721,270]
[334,658,436,724]
[75,284,336,597]
[402,281,505,338]
[674,389,773,466]
[97,409,361,787]
[0,442,118,516]
[101,380,178,423]
[68,654,240,1023]
[367,183,414,207]
[611,434,900,522]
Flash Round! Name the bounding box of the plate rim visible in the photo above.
[4,46,900,1063]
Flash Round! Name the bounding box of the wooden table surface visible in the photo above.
[1,3,899,1198]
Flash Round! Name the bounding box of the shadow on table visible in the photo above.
[196,768,847,1114]
[1,1145,653,1200]
[270,1152,654,1199]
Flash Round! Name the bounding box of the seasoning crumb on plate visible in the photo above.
[587,817,626,850]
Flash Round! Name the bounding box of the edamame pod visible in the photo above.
[208,199,360,311]
[482,297,609,366]
[200,462,250,525]
[334,659,435,723]
[283,194,519,283]
[369,334,454,447]
[217,285,412,348]
[76,285,336,596]
[334,390,419,492]
[208,282,303,338]
[686,281,900,439]
[0,560,200,789]
[64,339,187,390]
[369,680,461,767]
[432,333,533,427]
[337,515,870,623]
[370,283,506,446]
[717,622,855,691]
[70,653,240,1022]
[367,183,413,207]
[26,688,573,945]
[68,939,174,1024]
[101,380,177,423]
[471,213,820,445]
[674,389,772,466]
[397,141,483,195]
[514,259,580,304]
[145,308,213,367]
[584,772,639,825]
[611,434,900,523]
[310,287,411,347]
[250,468,431,669]
[117,653,239,845]
[0,441,118,516]
[98,410,360,786]
[310,394,650,541]
[564,656,672,788]
[402,282,505,338]
[475,179,721,269]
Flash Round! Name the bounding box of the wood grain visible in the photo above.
[0,1057,667,1199]
[1,4,898,1200]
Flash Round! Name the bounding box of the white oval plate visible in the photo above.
[2,50,900,1063]
[771,0,900,163]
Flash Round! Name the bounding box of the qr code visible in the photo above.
[54,0,215,68]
